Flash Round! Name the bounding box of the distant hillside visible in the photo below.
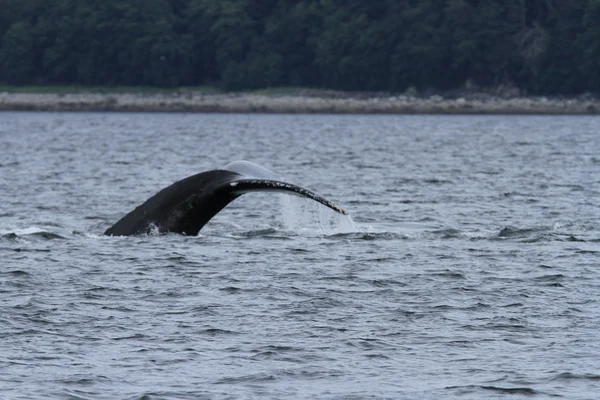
[1,0,599,94]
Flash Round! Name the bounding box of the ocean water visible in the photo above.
[1,112,599,399]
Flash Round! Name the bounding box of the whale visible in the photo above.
[104,161,347,236]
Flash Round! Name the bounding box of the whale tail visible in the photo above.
[104,162,347,236]
[227,179,347,215]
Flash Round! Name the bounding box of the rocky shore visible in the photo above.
[0,90,599,114]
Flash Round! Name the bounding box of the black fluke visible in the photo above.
[104,161,347,236]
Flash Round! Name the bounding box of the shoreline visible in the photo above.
[0,91,599,114]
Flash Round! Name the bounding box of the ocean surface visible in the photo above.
[1,112,599,399]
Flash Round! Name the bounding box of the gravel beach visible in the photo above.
[0,91,598,114]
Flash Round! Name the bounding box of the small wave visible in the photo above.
[426,227,498,241]
[326,231,409,241]
[110,333,146,340]
[1,227,66,241]
[419,222,600,243]
[496,226,542,239]
[3,270,30,276]
[237,228,284,238]
[479,386,538,395]
[494,221,600,243]
[415,221,600,243]
[369,278,407,288]
[431,228,463,239]
[492,225,580,243]
[576,249,599,254]
[563,235,586,242]
[2,232,19,241]
[550,372,600,381]
[430,270,466,279]
[197,328,238,336]
[27,231,66,240]
[215,372,276,384]
[218,286,264,294]
[250,344,303,357]
[446,385,538,396]
[534,274,565,282]
[1,226,46,236]
[423,178,453,185]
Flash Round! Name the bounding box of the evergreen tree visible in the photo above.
[447,0,523,88]
[315,0,394,91]
[0,21,35,84]
[533,0,586,93]
[580,0,600,91]
[0,0,597,94]
[391,0,454,90]
[259,1,321,87]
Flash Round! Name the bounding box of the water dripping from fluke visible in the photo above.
[278,194,357,236]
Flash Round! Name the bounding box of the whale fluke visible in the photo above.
[104,161,347,236]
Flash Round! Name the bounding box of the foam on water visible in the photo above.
[0,225,48,236]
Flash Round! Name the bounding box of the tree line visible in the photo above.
[1,0,599,94]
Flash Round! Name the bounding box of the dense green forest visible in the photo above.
[1,0,599,94]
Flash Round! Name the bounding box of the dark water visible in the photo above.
[1,112,599,399]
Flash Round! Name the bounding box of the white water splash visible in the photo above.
[278,194,356,235]
[0,225,48,236]
[147,223,161,236]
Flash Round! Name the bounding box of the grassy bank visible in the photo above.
[0,85,224,94]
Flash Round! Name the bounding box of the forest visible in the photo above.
[1,0,599,95]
